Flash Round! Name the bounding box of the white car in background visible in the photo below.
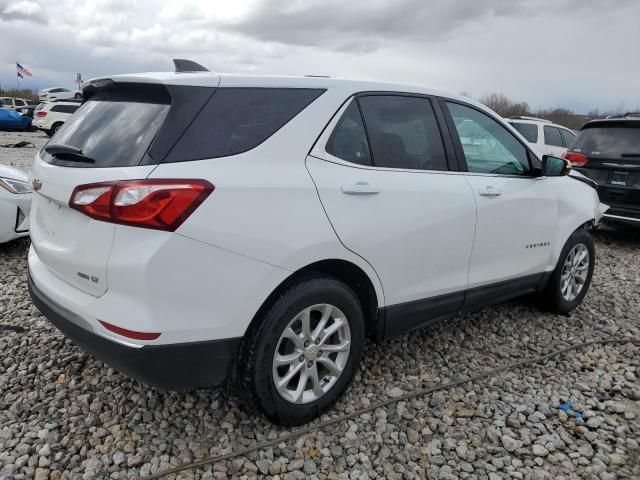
[38,87,82,102]
[27,62,605,425]
[508,116,576,157]
[33,100,81,136]
[0,165,32,243]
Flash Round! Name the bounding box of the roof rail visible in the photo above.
[510,115,552,123]
[173,59,209,73]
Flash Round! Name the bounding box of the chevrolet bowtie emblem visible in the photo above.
[32,178,42,191]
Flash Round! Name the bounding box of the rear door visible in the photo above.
[308,94,476,310]
[29,84,172,296]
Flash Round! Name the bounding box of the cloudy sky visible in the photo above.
[1,0,638,113]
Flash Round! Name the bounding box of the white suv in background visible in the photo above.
[33,100,81,136]
[28,61,606,425]
[508,116,576,157]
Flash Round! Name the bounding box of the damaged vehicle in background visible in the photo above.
[27,60,607,426]
[564,114,640,226]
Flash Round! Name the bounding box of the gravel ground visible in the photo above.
[0,130,48,173]
[0,130,639,479]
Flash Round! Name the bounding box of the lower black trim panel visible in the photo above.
[28,272,241,390]
[379,273,547,340]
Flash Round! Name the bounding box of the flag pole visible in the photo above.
[16,59,20,91]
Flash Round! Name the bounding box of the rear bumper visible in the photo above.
[28,271,241,390]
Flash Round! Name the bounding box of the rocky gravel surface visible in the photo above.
[1,131,639,479]
[0,130,48,173]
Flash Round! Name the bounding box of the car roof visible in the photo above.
[83,71,491,113]
[581,118,640,129]
[508,117,572,130]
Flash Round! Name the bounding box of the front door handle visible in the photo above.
[478,186,502,197]
[341,182,380,195]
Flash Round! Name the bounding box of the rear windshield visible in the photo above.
[42,86,170,168]
[164,88,324,162]
[510,122,538,143]
[573,124,640,160]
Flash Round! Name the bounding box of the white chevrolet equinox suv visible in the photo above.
[28,60,606,425]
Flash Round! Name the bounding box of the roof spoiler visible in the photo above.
[173,59,209,73]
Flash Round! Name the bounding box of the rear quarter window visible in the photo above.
[510,122,538,143]
[165,88,325,162]
[51,105,79,114]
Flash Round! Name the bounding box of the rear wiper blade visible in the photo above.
[44,144,95,163]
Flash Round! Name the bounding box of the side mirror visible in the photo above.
[542,155,572,177]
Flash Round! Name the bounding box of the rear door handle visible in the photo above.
[478,186,502,197]
[341,182,380,195]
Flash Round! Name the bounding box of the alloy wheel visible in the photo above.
[272,304,351,404]
[560,243,590,301]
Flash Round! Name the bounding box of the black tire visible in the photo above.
[50,123,63,136]
[234,274,365,426]
[74,93,82,99]
[539,228,595,314]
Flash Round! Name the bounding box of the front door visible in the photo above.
[443,101,558,290]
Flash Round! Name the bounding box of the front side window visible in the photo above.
[447,102,531,175]
[560,129,576,148]
[544,126,563,147]
[325,100,371,165]
[358,95,447,171]
[510,122,538,143]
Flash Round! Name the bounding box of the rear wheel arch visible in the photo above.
[245,259,381,342]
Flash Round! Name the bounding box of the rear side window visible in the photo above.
[165,88,324,162]
[358,95,447,171]
[51,105,79,114]
[42,85,170,168]
[573,124,640,160]
[560,129,576,148]
[543,126,563,147]
[15,99,26,106]
[326,100,371,165]
[510,122,538,143]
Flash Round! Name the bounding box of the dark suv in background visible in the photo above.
[564,114,640,226]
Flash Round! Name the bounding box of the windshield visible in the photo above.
[42,86,170,168]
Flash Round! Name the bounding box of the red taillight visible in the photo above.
[99,320,161,340]
[562,151,588,167]
[37,111,47,117]
[69,179,214,231]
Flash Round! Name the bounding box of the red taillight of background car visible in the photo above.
[69,179,214,231]
[562,151,589,167]
[37,111,47,117]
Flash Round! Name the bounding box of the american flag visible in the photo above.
[16,63,33,78]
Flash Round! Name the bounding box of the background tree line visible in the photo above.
[0,87,39,101]
[477,93,637,130]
